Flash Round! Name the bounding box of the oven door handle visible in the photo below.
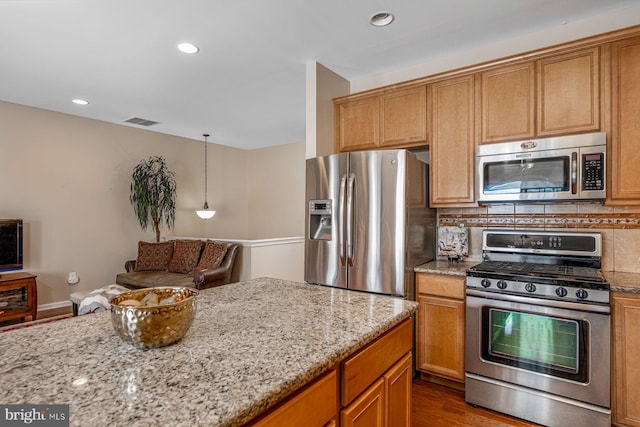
[466,289,611,314]
[571,151,578,194]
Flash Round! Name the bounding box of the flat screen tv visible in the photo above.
[0,219,23,273]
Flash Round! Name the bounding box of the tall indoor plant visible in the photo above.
[130,156,177,242]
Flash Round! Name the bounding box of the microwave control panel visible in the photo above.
[582,152,604,191]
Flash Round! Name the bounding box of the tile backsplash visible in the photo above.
[437,203,640,273]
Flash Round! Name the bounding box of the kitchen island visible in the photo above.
[0,277,417,426]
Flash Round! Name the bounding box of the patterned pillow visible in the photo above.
[134,241,174,271]
[195,240,231,271]
[168,240,203,274]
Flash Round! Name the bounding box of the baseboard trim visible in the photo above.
[38,300,72,312]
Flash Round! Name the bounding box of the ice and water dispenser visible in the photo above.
[308,200,332,240]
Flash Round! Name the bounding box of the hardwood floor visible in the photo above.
[412,379,542,427]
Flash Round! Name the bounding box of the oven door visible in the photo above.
[476,147,578,203]
[465,292,610,408]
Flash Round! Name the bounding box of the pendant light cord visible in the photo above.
[203,133,209,205]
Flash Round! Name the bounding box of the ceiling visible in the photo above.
[1,0,638,150]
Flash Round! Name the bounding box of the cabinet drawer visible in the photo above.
[341,318,412,406]
[417,273,464,299]
[250,369,338,427]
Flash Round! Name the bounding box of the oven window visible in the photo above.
[483,157,570,194]
[482,307,589,382]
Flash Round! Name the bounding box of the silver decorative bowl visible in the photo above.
[110,287,198,348]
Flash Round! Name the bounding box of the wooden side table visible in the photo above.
[0,272,37,322]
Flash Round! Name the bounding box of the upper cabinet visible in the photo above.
[609,36,640,204]
[335,95,380,152]
[479,62,536,143]
[380,86,427,147]
[334,86,426,152]
[332,26,640,206]
[478,47,601,144]
[537,47,600,136]
[428,74,477,207]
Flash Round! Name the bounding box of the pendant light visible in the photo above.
[196,133,216,219]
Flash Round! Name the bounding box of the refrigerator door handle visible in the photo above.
[339,174,347,267]
[346,173,355,267]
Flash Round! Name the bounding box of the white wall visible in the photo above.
[350,5,640,93]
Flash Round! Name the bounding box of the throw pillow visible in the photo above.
[134,241,174,271]
[195,240,231,271]
[168,240,203,274]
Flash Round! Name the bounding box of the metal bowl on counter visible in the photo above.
[110,287,198,348]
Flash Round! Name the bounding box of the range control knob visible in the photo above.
[525,283,536,293]
[497,280,507,290]
[556,287,568,298]
[481,279,491,288]
[576,289,589,300]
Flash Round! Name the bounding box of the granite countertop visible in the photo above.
[415,261,640,295]
[0,278,418,426]
[603,271,640,294]
[414,260,479,276]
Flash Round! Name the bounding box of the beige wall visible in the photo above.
[247,142,305,239]
[305,61,350,159]
[0,100,304,306]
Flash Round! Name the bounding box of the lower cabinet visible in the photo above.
[416,273,465,383]
[612,292,640,427]
[249,368,339,427]
[341,353,413,427]
[250,318,413,427]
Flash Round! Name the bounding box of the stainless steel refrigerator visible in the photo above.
[305,149,435,299]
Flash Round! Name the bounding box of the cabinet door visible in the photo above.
[384,353,412,427]
[380,86,427,148]
[479,62,536,143]
[341,378,385,427]
[335,95,380,152]
[609,36,640,203]
[250,369,338,427]
[417,294,465,382]
[612,293,640,427]
[537,47,600,136]
[428,74,476,207]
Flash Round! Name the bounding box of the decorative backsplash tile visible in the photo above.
[439,204,640,230]
[436,203,640,273]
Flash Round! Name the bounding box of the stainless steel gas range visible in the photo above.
[465,230,611,427]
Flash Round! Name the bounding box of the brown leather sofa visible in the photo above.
[116,243,239,290]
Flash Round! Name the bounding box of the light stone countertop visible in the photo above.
[603,271,640,294]
[415,261,640,295]
[0,278,418,427]
[414,260,479,276]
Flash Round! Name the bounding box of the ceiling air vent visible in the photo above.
[124,117,159,127]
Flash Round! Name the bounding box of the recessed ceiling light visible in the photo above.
[177,42,199,54]
[370,12,395,27]
[72,99,89,105]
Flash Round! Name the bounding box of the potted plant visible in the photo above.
[130,156,177,242]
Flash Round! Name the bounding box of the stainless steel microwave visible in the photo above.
[476,132,606,203]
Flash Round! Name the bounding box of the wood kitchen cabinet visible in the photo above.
[335,95,380,152]
[380,86,427,148]
[537,47,600,136]
[334,85,426,153]
[341,318,413,427]
[479,61,536,143]
[608,36,640,204]
[416,273,465,383]
[612,292,640,427]
[479,47,601,144]
[427,74,477,207]
[252,319,413,427]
